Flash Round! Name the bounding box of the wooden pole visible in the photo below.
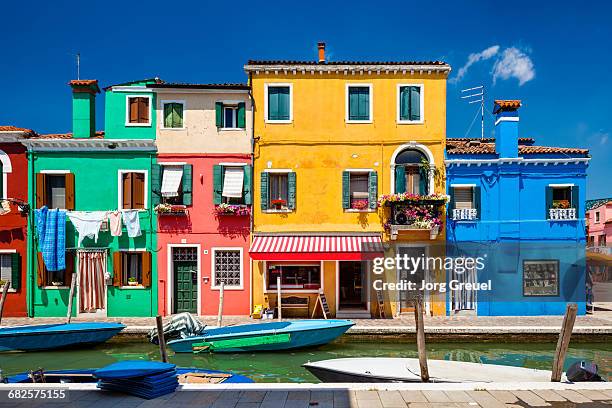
[217,282,225,327]
[0,280,10,325]
[156,315,168,363]
[277,276,282,321]
[66,273,77,324]
[551,303,577,381]
[414,296,429,382]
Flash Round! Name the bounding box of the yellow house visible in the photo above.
[245,44,450,318]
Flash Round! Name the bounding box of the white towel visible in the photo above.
[222,167,244,198]
[67,211,108,247]
[121,210,142,238]
[161,166,183,197]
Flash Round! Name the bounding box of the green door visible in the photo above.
[173,249,198,314]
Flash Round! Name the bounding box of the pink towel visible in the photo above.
[108,211,122,237]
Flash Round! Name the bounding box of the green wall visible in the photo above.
[29,151,158,317]
[104,80,157,140]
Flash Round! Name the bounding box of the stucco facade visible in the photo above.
[587,200,611,248]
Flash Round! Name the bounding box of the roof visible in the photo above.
[103,78,164,90]
[493,100,522,113]
[446,138,589,156]
[69,79,101,93]
[29,131,105,139]
[147,83,250,90]
[586,198,612,211]
[448,137,535,145]
[247,60,448,66]
[0,126,36,135]
[245,60,451,74]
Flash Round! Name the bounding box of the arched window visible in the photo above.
[394,148,428,195]
[0,149,12,199]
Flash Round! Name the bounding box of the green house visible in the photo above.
[24,79,159,317]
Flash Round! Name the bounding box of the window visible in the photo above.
[162,101,184,129]
[261,171,295,211]
[347,85,372,122]
[398,85,423,123]
[35,173,75,210]
[212,249,242,288]
[394,149,429,195]
[599,235,607,247]
[127,96,150,125]
[546,185,578,220]
[552,186,572,208]
[37,252,73,288]
[342,171,377,210]
[0,253,20,290]
[451,186,480,220]
[112,251,151,287]
[523,260,559,297]
[595,212,600,223]
[121,171,146,210]
[216,102,246,128]
[213,165,252,206]
[266,85,291,122]
[267,263,321,291]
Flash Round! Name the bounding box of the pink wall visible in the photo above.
[157,153,251,316]
[587,202,612,247]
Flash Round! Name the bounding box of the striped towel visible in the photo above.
[35,207,66,271]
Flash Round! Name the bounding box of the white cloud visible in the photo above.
[450,45,500,84]
[492,47,535,86]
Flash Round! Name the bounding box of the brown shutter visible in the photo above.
[133,173,145,209]
[129,98,139,123]
[112,252,123,287]
[64,253,74,287]
[142,251,152,287]
[122,173,132,209]
[36,252,46,287]
[65,173,75,210]
[138,98,149,123]
[35,173,46,208]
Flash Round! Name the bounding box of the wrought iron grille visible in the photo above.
[214,250,241,287]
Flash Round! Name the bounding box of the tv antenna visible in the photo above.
[461,85,484,139]
[76,53,81,80]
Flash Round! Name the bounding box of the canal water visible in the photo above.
[1,339,610,383]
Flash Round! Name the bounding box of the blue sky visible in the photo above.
[1,0,610,198]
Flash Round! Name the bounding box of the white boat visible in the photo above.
[303,357,561,383]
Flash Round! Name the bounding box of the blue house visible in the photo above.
[445,100,590,316]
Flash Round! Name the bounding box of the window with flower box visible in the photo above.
[261,171,295,211]
[546,185,578,220]
[213,165,252,206]
[450,185,480,221]
[342,171,377,210]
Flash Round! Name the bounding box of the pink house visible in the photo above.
[150,83,252,316]
[586,198,612,248]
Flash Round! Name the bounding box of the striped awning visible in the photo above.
[249,235,384,261]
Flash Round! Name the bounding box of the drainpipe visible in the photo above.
[248,72,255,315]
[149,151,157,316]
[26,147,35,317]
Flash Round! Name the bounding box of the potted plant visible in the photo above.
[214,203,251,216]
[51,281,64,287]
[0,279,6,287]
[552,200,570,209]
[271,199,286,210]
[351,199,369,210]
[127,277,139,286]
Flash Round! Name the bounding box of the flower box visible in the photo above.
[155,204,188,216]
[270,199,287,210]
[351,199,369,210]
[214,203,251,216]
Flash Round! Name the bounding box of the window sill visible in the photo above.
[547,218,578,222]
[125,123,152,127]
[1,288,17,293]
[346,120,372,124]
[345,209,376,213]
[397,120,424,125]
[264,209,293,213]
[160,127,185,131]
[119,285,146,289]
[219,128,245,131]
[211,285,243,291]
[43,286,69,290]
[265,120,292,124]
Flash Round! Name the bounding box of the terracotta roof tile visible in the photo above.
[493,99,522,113]
[32,131,105,139]
[446,138,589,156]
[147,83,249,90]
[0,125,37,137]
[247,60,448,66]
[447,137,535,145]
[69,79,98,86]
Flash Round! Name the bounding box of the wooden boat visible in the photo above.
[303,357,561,383]
[0,322,125,352]
[167,319,354,353]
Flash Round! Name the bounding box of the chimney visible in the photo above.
[317,42,326,63]
[69,80,100,138]
[493,100,521,158]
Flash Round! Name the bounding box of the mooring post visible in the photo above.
[217,282,225,327]
[414,296,429,382]
[277,276,282,321]
[551,303,577,381]
[66,273,77,324]
[156,315,168,363]
[0,280,10,325]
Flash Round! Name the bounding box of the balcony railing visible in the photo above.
[378,194,448,240]
[549,208,577,220]
[452,208,478,221]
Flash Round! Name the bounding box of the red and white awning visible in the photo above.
[249,235,384,261]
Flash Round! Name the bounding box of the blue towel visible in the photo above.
[35,206,66,271]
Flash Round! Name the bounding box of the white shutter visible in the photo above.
[161,165,183,197]
[222,167,244,198]
[454,187,474,209]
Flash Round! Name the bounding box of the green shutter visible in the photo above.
[182,164,193,206]
[278,87,290,120]
[10,252,20,290]
[400,87,410,121]
[215,102,224,127]
[268,87,289,121]
[410,86,421,121]
[0,160,3,197]
[163,103,173,128]
[287,172,296,210]
[349,88,358,120]
[268,88,279,120]
[360,88,370,120]
[419,166,427,195]
[473,186,481,219]
[213,165,223,205]
[349,87,370,121]
[571,185,579,213]
[243,165,252,205]
[449,187,456,215]
[545,186,553,219]
[151,164,162,207]
[237,102,246,128]
[395,166,406,193]
[260,172,269,210]
[368,171,378,209]
[342,171,350,209]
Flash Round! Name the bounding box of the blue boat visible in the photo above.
[0,322,125,352]
[167,319,354,353]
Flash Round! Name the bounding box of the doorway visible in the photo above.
[338,261,368,311]
[172,247,198,314]
[450,267,477,315]
[398,245,429,314]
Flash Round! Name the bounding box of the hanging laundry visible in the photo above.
[0,200,10,215]
[35,206,66,271]
[108,211,122,237]
[67,211,108,247]
[121,210,142,238]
